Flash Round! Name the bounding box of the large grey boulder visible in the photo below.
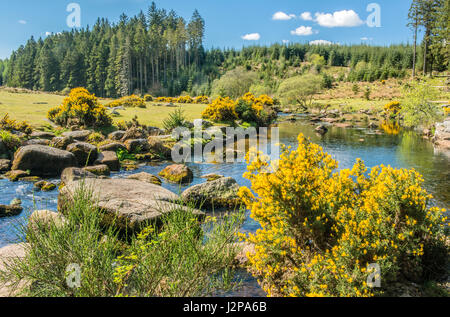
[11,145,77,176]
[181,177,242,210]
[66,142,98,166]
[61,130,92,142]
[58,178,204,233]
[60,167,97,184]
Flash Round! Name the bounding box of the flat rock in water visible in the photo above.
[181,177,242,210]
[58,178,204,232]
[0,204,23,217]
[12,145,77,176]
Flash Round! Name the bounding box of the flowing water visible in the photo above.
[0,119,449,296]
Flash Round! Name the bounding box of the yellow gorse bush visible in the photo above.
[0,113,32,135]
[384,101,401,115]
[47,87,112,128]
[107,95,146,108]
[202,96,239,122]
[202,93,275,123]
[238,134,448,297]
[194,95,210,104]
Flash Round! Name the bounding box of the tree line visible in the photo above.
[1,0,448,97]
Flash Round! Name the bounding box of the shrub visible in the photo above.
[0,114,32,135]
[235,93,276,126]
[364,87,371,100]
[401,81,442,128]
[47,87,112,128]
[211,67,258,99]
[0,130,22,151]
[107,95,146,108]
[276,75,322,110]
[155,97,177,103]
[352,84,360,95]
[384,101,401,118]
[194,96,210,104]
[144,94,153,102]
[0,184,245,297]
[163,108,189,132]
[87,132,105,145]
[202,97,238,123]
[177,95,194,104]
[238,134,448,297]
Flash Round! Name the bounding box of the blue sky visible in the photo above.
[0,0,416,59]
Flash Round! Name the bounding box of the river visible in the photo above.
[0,119,449,296]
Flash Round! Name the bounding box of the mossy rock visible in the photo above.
[83,164,111,177]
[5,170,29,182]
[19,176,42,182]
[158,164,193,184]
[34,180,56,192]
[127,172,162,186]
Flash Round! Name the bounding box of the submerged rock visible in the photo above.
[34,181,57,192]
[181,177,242,210]
[315,125,329,135]
[11,145,77,176]
[159,164,193,184]
[58,178,204,233]
[0,204,23,217]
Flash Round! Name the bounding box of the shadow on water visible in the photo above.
[0,120,449,296]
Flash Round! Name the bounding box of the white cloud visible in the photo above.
[282,40,290,44]
[309,40,334,45]
[290,26,315,36]
[314,10,364,27]
[18,20,27,24]
[241,33,261,41]
[360,37,373,41]
[300,12,313,21]
[45,32,52,37]
[272,11,296,21]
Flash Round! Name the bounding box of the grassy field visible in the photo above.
[0,88,207,129]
